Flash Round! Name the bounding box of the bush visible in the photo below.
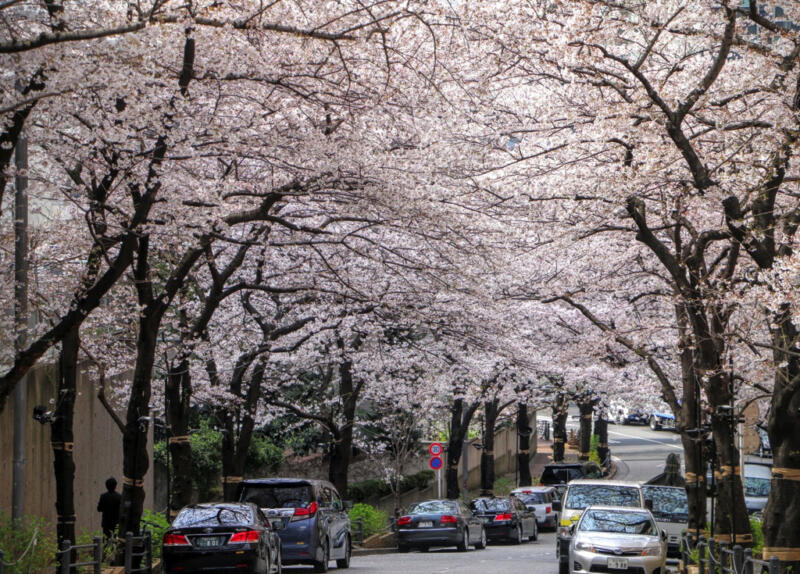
[0,511,58,574]
[493,476,515,496]
[347,471,436,503]
[245,434,283,475]
[141,509,171,561]
[348,504,388,538]
[750,516,764,554]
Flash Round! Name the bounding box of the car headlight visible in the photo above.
[575,542,595,552]
[641,545,662,556]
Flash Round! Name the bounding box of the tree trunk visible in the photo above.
[578,399,593,462]
[52,325,79,566]
[446,397,480,499]
[328,359,356,496]
[705,372,750,545]
[117,312,159,555]
[552,394,568,463]
[762,305,800,569]
[595,414,609,471]
[517,403,532,486]
[480,400,498,495]
[166,359,192,518]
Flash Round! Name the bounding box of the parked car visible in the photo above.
[554,480,646,574]
[756,427,772,458]
[470,496,538,543]
[744,462,772,514]
[641,485,688,558]
[613,405,648,425]
[237,478,351,572]
[649,411,676,431]
[540,463,587,497]
[396,499,487,552]
[511,486,560,530]
[569,506,667,574]
[162,502,281,574]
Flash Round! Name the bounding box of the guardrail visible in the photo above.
[123,531,153,574]
[57,537,103,574]
[681,535,781,574]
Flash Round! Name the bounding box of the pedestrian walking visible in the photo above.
[97,476,122,541]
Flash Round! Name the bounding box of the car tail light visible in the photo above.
[397,516,412,526]
[163,534,191,546]
[440,515,458,524]
[230,530,260,543]
[546,506,552,514]
[293,501,318,519]
[494,513,513,522]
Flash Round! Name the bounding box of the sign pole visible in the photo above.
[437,467,441,499]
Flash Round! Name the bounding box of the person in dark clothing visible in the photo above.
[97,476,122,541]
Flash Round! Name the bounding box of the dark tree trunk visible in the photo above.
[595,415,608,470]
[446,397,480,499]
[762,305,800,569]
[118,312,159,547]
[517,403,532,486]
[222,359,264,501]
[578,399,594,462]
[328,359,357,496]
[166,358,192,517]
[52,325,79,565]
[706,371,750,545]
[480,400,498,495]
[552,394,568,463]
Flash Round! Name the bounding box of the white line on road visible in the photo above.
[607,429,683,450]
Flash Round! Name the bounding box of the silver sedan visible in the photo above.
[569,506,667,574]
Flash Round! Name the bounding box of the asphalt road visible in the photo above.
[286,532,560,574]
[295,423,687,574]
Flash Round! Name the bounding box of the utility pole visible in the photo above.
[12,123,29,521]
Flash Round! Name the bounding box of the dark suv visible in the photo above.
[237,478,352,572]
[539,463,586,497]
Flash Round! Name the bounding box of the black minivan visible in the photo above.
[237,478,352,572]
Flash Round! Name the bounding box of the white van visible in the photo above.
[641,485,688,559]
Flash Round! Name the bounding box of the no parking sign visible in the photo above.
[429,442,443,456]
[429,456,443,470]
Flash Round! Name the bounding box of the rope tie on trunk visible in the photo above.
[763,548,800,560]
[553,437,565,443]
[222,476,244,484]
[772,467,800,481]
[714,465,740,479]
[123,476,144,487]
[168,435,191,444]
[51,441,74,452]
[685,472,705,483]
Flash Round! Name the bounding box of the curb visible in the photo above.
[352,546,397,556]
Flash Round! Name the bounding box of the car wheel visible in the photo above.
[336,536,351,569]
[313,540,329,573]
[457,528,469,551]
[474,528,487,550]
[513,525,523,545]
[650,417,659,430]
[529,521,538,542]
[420,546,430,553]
[398,544,409,553]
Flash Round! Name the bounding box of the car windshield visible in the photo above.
[641,486,688,521]
[744,476,771,497]
[472,499,511,512]
[240,484,314,509]
[174,505,253,527]
[517,493,547,504]
[565,485,640,510]
[542,467,583,484]
[409,501,459,515]
[580,510,657,536]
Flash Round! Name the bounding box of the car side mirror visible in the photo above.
[269,519,284,531]
[568,523,576,535]
[552,500,562,511]
[343,500,354,510]
[645,499,654,511]
[661,529,667,541]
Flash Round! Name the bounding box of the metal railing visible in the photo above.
[58,537,103,574]
[352,517,365,545]
[681,535,781,574]
[123,531,153,574]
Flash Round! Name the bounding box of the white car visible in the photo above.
[511,486,560,530]
[569,506,667,574]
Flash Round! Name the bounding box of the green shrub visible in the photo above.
[141,509,171,561]
[0,511,58,574]
[347,471,436,503]
[245,434,283,475]
[493,476,515,496]
[750,516,764,554]
[348,504,388,538]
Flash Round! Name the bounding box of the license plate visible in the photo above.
[196,536,222,548]
[607,558,628,570]
[419,521,433,528]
